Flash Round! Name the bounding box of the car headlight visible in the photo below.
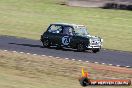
[101,39,103,43]
[89,39,92,43]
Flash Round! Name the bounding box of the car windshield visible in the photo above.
[74,27,89,36]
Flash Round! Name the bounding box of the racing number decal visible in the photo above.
[62,36,70,45]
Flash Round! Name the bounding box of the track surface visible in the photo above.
[0,35,132,67]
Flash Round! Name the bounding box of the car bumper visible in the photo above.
[86,45,101,49]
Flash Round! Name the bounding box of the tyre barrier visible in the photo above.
[103,2,132,11]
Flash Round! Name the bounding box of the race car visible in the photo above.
[40,23,103,53]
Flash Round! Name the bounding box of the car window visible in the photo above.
[63,26,73,35]
[48,25,62,33]
[74,27,89,36]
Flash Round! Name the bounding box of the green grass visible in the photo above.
[0,0,132,51]
[0,50,132,88]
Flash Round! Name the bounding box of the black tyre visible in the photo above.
[56,44,63,50]
[79,77,91,87]
[92,48,100,53]
[42,39,50,48]
[77,43,86,52]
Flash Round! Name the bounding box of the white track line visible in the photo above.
[116,65,120,67]
[12,51,17,53]
[2,49,131,68]
[78,60,82,62]
[33,54,37,56]
[101,63,105,65]
[27,53,30,55]
[65,58,69,60]
[20,52,24,54]
[85,61,89,63]
[109,64,113,66]
[49,56,53,58]
[126,66,130,68]
[42,55,46,57]
[55,57,60,59]
[4,50,8,52]
[94,62,99,64]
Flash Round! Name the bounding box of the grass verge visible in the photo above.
[0,50,132,88]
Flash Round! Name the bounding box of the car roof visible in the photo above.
[51,23,86,28]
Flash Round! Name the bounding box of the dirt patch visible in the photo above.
[67,0,107,7]
[0,50,132,78]
[0,50,132,88]
[88,63,132,74]
[67,0,132,10]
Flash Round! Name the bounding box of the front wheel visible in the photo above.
[77,43,86,52]
[92,48,100,53]
[42,39,50,48]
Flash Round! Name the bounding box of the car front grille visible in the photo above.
[90,38,101,46]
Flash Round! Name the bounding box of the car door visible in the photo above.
[61,26,74,47]
[47,24,63,45]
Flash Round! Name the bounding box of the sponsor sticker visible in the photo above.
[79,68,131,87]
[62,36,70,45]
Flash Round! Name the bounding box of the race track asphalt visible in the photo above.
[0,35,132,67]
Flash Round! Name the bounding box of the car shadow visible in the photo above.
[9,43,92,53]
[9,43,43,48]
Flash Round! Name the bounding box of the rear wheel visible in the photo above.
[92,48,100,53]
[42,39,50,48]
[77,43,86,52]
[56,44,63,50]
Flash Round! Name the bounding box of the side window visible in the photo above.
[48,25,62,33]
[63,26,73,35]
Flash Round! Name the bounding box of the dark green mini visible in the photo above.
[41,23,103,53]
